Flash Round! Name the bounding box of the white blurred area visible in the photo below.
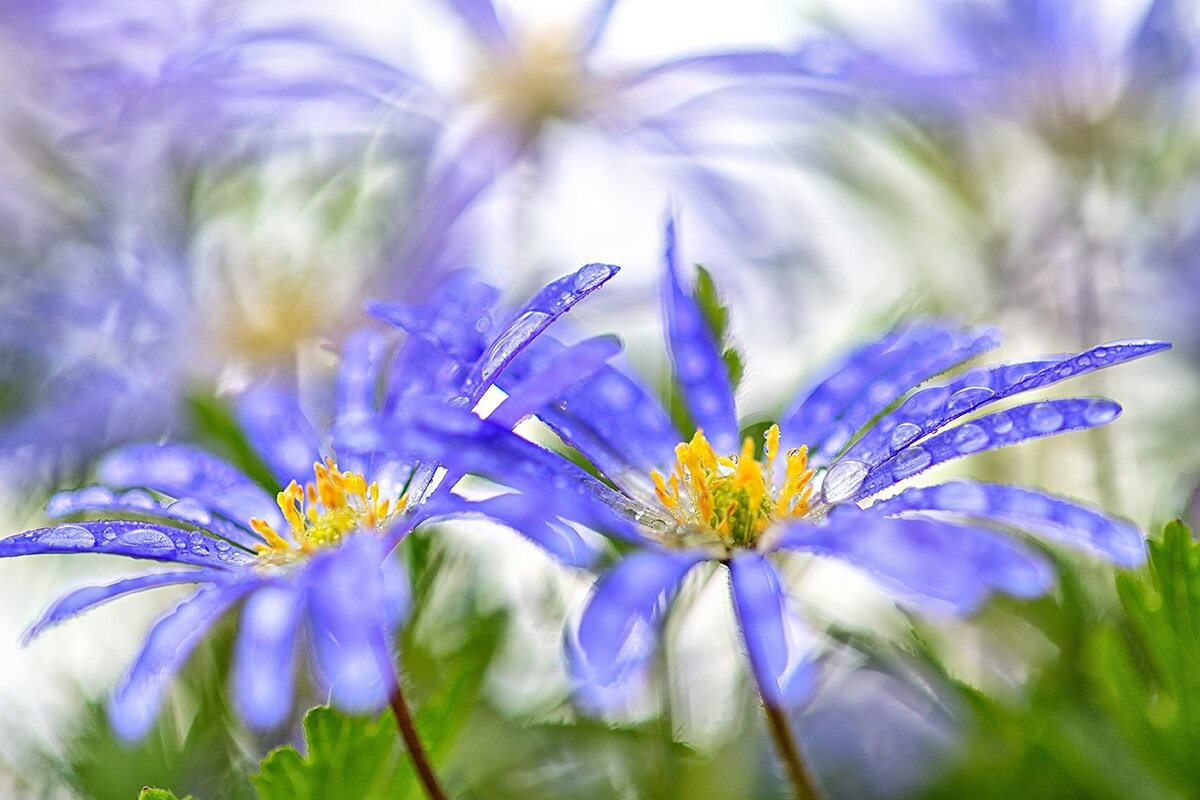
[0,0,1192,795]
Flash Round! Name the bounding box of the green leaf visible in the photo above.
[691,265,745,393]
[185,391,279,492]
[139,789,192,800]
[252,707,413,800]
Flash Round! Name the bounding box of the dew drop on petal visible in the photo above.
[821,460,869,504]
[34,525,95,549]
[945,386,995,416]
[907,386,950,416]
[991,411,1014,434]
[934,482,990,512]
[889,422,922,451]
[952,423,990,454]
[479,311,550,381]
[117,527,175,552]
[1028,403,1065,433]
[891,447,932,480]
[1083,399,1120,425]
[573,263,616,293]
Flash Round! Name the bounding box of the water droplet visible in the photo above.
[990,411,1013,434]
[77,486,115,506]
[952,423,989,454]
[191,542,211,556]
[479,311,549,382]
[214,539,231,552]
[117,527,175,552]
[889,422,922,451]
[573,263,615,293]
[34,525,95,549]
[945,386,995,416]
[1092,347,1108,359]
[187,532,204,545]
[821,460,869,504]
[935,482,990,512]
[891,447,932,480]
[1083,400,1120,425]
[906,387,949,415]
[120,490,159,510]
[45,492,77,517]
[1028,403,1064,433]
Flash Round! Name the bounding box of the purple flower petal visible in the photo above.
[423,493,600,568]
[97,443,283,529]
[45,486,261,550]
[661,213,740,452]
[577,0,621,54]
[728,552,818,707]
[442,0,511,50]
[839,340,1169,471]
[458,263,621,406]
[490,335,623,430]
[853,397,1124,501]
[235,383,322,488]
[110,580,256,741]
[306,537,393,713]
[234,582,305,730]
[0,521,255,568]
[370,269,499,364]
[23,570,221,644]
[774,510,1054,615]
[508,338,681,484]
[869,481,1147,568]
[569,549,705,688]
[780,321,1001,464]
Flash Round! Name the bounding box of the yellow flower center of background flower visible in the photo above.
[651,425,815,549]
[250,459,404,558]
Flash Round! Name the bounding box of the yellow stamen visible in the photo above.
[251,460,406,559]
[651,424,816,548]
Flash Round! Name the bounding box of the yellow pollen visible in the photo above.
[249,460,405,559]
[649,424,815,548]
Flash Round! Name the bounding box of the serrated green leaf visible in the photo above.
[139,789,192,800]
[251,706,414,800]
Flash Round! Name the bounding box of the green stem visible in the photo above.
[759,696,824,800]
[386,678,449,800]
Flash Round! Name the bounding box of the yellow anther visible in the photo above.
[649,424,815,549]
[251,460,404,559]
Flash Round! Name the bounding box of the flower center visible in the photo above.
[650,425,815,548]
[249,459,404,559]
[472,31,589,136]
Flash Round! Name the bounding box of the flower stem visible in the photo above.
[386,679,449,800]
[760,697,823,800]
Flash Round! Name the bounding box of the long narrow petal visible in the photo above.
[45,487,261,550]
[442,0,511,50]
[234,582,305,730]
[306,538,392,713]
[24,570,221,644]
[490,335,623,429]
[781,322,1001,463]
[728,552,818,707]
[110,580,256,741]
[569,550,705,688]
[774,511,1053,615]
[853,397,1123,501]
[839,340,1169,471]
[458,263,621,406]
[661,214,740,452]
[869,481,1146,568]
[577,0,621,54]
[97,444,282,528]
[235,384,321,488]
[0,521,255,568]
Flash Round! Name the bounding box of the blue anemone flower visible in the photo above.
[0,262,622,739]
[362,215,1170,709]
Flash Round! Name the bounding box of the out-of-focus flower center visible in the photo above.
[651,425,815,548]
[472,32,589,135]
[250,459,404,559]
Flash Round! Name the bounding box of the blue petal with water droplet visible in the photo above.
[853,397,1123,500]
[23,570,223,644]
[774,510,1053,615]
[729,552,818,707]
[661,213,740,452]
[841,340,1169,470]
[97,444,282,529]
[869,480,1147,568]
[110,580,257,741]
[234,582,305,730]
[569,549,705,688]
[0,521,255,568]
[780,321,1001,464]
